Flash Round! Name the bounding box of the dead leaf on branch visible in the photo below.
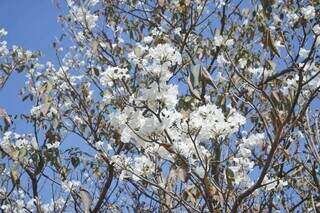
[79,188,92,213]
[0,107,11,131]
[262,29,280,57]
[159,143,176,154]
[187,65,216,100]
[200,66,217,89]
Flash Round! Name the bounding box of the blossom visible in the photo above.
[46,141,60,149]
[143,36,153,44]
[62,180,81,192]
[238,58,247,69]
[301,5,315,20]
[0,28,7,37]
[225,39,234,47]
[313,24,320,35]
[69,5,98,30]
[299,48,309,59]
[87,0,99,6]
[248,67,264,77]
[1,1,318,211]
[100,66,130,87]
[138,82,179,109]
[242,133,264,149]
[0,41,9,56]
[287,12,299,27]
[213,35,224,47]
[264,177,288,191]
[228,133,264,187]
[217,54,228,67]
[131,155,155,181]
[120,127,132,143]
[188,104,245,141]
[147,43,182,67]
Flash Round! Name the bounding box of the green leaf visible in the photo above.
[190,65,201,88]
[60,167,68,181]
[91,67,99,76]
[0,64,11,74]
[18,148,27,161]
[134,46,142,58]
[226,168,235,188]
[32,151,44,175]
[70,156,80,168]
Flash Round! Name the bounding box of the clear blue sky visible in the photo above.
[0,0,61,57]
[0,0,62,132]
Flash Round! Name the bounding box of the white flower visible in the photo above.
[131,155,155,181]
[0,28,8,37]
[87,0,99,6]
[248,67,264,77]
[225,39,234,47]
[265,179,277,191]
[264,177,287,191]
[287,12,299,27]
[217,54,228,67]
[46,141,60,149]
[216,0,225,8]
[143,36,153,44]
[138,82,179,110]
[26,199,36,209]
[313,24,320,35]
[62,180,80,192]
[274,40,284,48]
[299,48,309,59]
[0,41,9,56]
[147,43,182,66]
[70,6,98,30]
[242,133,264,149]
[121,127,131,143]
[174,27,182,35]
[16,199,25,211]
[238,58,247,69]
[95,140,104,149]
[100,66,129,87]
[301,5,315,20]
[1,204,9,211]
[189,104,245,141]
[213,35,224,47]
[30,105,41,117]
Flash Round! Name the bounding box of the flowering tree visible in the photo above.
[0,0,320,212]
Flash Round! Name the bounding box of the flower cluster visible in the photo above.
[188,105,246,141]
[230,133,264,187]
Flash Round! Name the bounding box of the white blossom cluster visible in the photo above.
[67,1,98,30]
[0,132,38,165]
[104,42,247,183]
[230,133,264,186]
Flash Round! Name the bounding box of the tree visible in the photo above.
[0,0,320,212]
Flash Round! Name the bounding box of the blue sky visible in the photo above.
[0,0,62,132]
[0,0,61,57]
